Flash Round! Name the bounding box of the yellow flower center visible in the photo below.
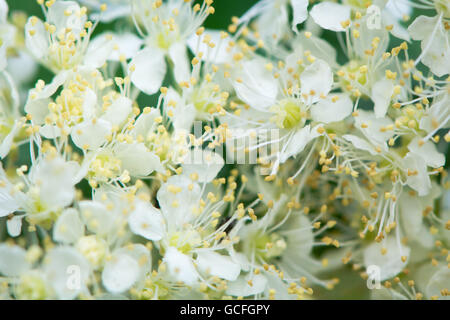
[270,99,304,129]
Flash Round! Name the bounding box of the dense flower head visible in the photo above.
[0,0,449,301]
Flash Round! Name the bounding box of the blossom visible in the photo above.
[0,0,448,301]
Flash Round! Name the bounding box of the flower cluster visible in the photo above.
[0,0,449,300]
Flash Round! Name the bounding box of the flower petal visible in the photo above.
[102,252,139,293]
[233,59,278,110]
[363,237,410,281]
[343,134,378,155]
[101,96,132,126]
[403,152,431,196]
[53,208,85,244]
[226,274,267,297]
[372,79,394,118]
[182,149,224,182]
[291,0,309,32]
[44,247,90,300]
[0,244,30,276]
[79,201,115,236]
[311,93,353,123]
[71,119,112,150]
[114,142,163,176]
[300,59,333,104]
[25,17,48,60]
[129,47,166,95]
[426,266,450,300]
[408,136,445,169]
[164,247,198,285]
[128,201,165,241]
[310,2,350,32]
[280,125,312,163]
[6,215,23,237]
[168,42,190,84]
[196,251,241,281]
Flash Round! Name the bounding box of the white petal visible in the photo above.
[107,33,143,61]
[0,184,19,217]
[79,201,115,236]
[372,79,394,118]
[128,201,165,241]
[90,4,131,23]
[343,134,377,155]
[132,107,160,137]
[283,214,314,257]
[426,267,450,300]
[31,157,78,209]
[0,0,8,22]
[182,149,224,182]
[311,93,353,123]
[408,137,445,168]
[0,122,19,159]
[354,110,394,146]
[291,0,309,32]
[6,51,39,85]
[53,208,84,244]
[280,125,312,163]
[81,88,97,120]
[157,175,202,229]
[24,97,51,126]
[420,27,450,77]
[408,15,437,41]
[382,9,410,41]
[171,103,196,132]
[196,251,241,281]
[187,30,230,64]
[0,244,30,276]
[293,33,337,64]
[47,1,85,35]
[102,252,140,293]
[403,152,431,196]
[363,237,410,281]
[129,47,166,95]
[113,245,151,288]
[84,34,115,68]
[164,247,198,285]
[310,2,350,32]
[39,125,61,139]
[44,246,90,299]
[300,59,333,104]
[226,274,267,297]
[168,42,190,84]
[101,96,132,126]
[233,59,278,110]
[71,119,112,150]
[385,0,412,20]
[25,17,48,60]
[114,143,163,176]
[6,215,23,237]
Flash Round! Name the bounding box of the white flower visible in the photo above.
[408,15,450,77]
[310,2,351,32]
[0,72,21,159]
[363,236,410,281]
[80,0,131,22]
[0,0,16,71]
[25,1,114,73]
[102,244,150,293]
[129,0,214,94]
[43,246,91,299]
[127,175,241,285]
